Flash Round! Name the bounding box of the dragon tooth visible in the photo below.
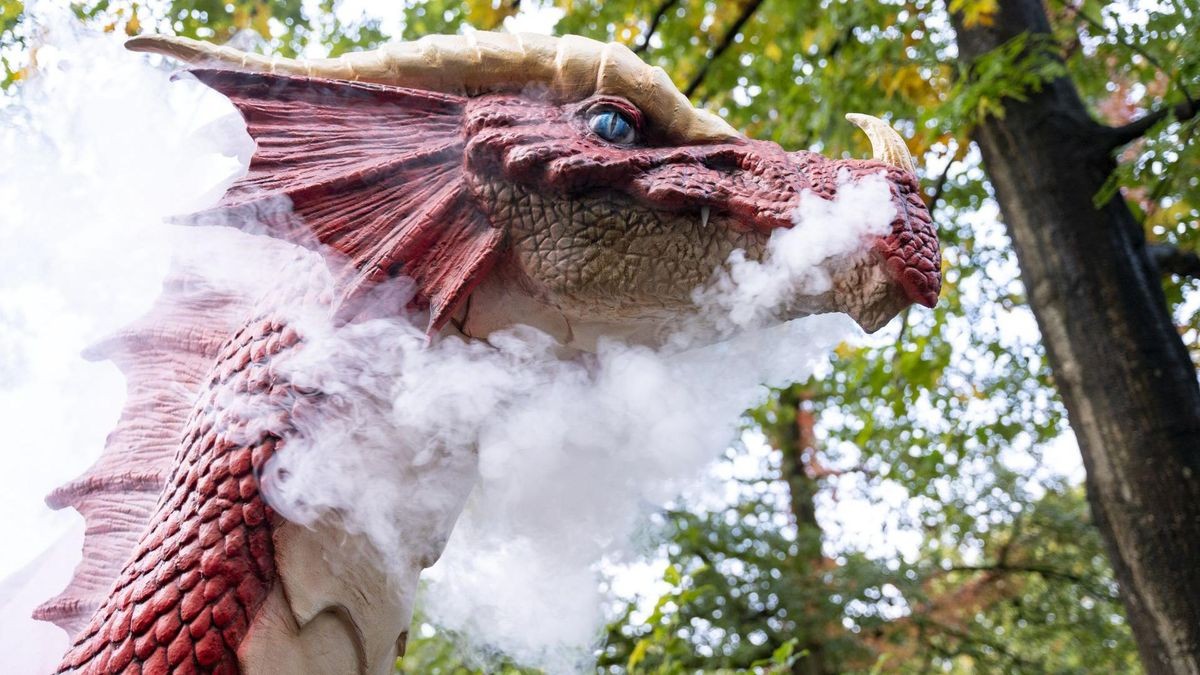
[700,206,710,228]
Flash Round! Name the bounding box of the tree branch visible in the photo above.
[634,0,677,55]
[945,563,1114,599]
[683,0,764,98]
[1147,243,1200,280]
[914,615,1045,669]
[1105,97,1200,148]
[1064,0,1195,109]
[1058,0,1199,148]
[947,562,1082,584]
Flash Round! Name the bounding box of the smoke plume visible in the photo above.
[256,175,895,672]
[1,18,897,675]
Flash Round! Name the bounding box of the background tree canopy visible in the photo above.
[4,0,1198,673]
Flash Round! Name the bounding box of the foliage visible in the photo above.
[592,480,1136,673]
[945,32,1067,124]
[0,0,24,86]
[6,0,1198,672]
[1054,0,1200,365]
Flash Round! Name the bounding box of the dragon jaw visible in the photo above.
[454,97,938,345]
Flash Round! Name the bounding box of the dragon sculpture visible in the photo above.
[32,30,939,674]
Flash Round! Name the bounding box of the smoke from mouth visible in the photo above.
[0,19,898,675]
[255,173,896,674]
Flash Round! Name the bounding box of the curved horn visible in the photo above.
[845,113,916,174]
[126,34,348,77]
[126,33,739,144]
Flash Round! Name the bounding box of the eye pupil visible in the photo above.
[589,109,635,144]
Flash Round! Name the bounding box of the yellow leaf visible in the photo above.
[879,64,945,108]
[0,1,22,22]
[124,8,141,36]
[949,0,998,28]
[628,639,650,670]
[232,4,249,30]
[1145,200,1195,233]
[251,0,272,39]
[467,0,519,30]
[800,28,818,53]
[906,134,930,163]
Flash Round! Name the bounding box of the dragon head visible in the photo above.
[128,31,939,348]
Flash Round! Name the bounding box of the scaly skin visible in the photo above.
[56,314,302,674]
[43,33,941,674]
[458,95,940,324]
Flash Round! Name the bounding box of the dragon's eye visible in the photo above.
[587,108,637,145]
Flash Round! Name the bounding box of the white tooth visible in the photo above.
[701,206,710,228]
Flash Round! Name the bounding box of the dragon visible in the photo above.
[31,31,939,674]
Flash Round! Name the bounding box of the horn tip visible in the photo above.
[124,35,158,52]
[125,34,185,54]
[844,112,876,128]
[844,112,917,175]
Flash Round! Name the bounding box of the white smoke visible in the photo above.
[692,174,895,333]
[0,14,252,674]
[256,175,895,673]
[1,16,898,675]
[424,186,893,672]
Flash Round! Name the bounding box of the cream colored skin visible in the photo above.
[239,525,419,675]
[120,32,920,675]
[239,433,478,675]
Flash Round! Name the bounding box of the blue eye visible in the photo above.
[588,108,637,145]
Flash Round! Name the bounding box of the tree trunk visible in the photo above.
[775,388,832,675]
[950,3,1200,672]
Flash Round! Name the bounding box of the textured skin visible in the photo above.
[42,56,940,674]
[475,166,935,325]
[56,312,301,673]
[481,180,766,316]
[33,272,258,637]
[461,95,939,315]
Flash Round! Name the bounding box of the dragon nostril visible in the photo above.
[700,152,742,174]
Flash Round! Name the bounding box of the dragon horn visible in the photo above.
[125,32,740,144]
[125,34,360,79]
[845,113,917,174]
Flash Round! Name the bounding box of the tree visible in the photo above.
[950,2,1200,671]
[4,1,1197,672]
[563,0,1198,670]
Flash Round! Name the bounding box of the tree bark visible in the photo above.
[775,388,833,675]
[950,3,1200,673]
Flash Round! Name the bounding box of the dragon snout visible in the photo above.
[874,186,941,309]
[844,113,941,310]
[776,115,940,331]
